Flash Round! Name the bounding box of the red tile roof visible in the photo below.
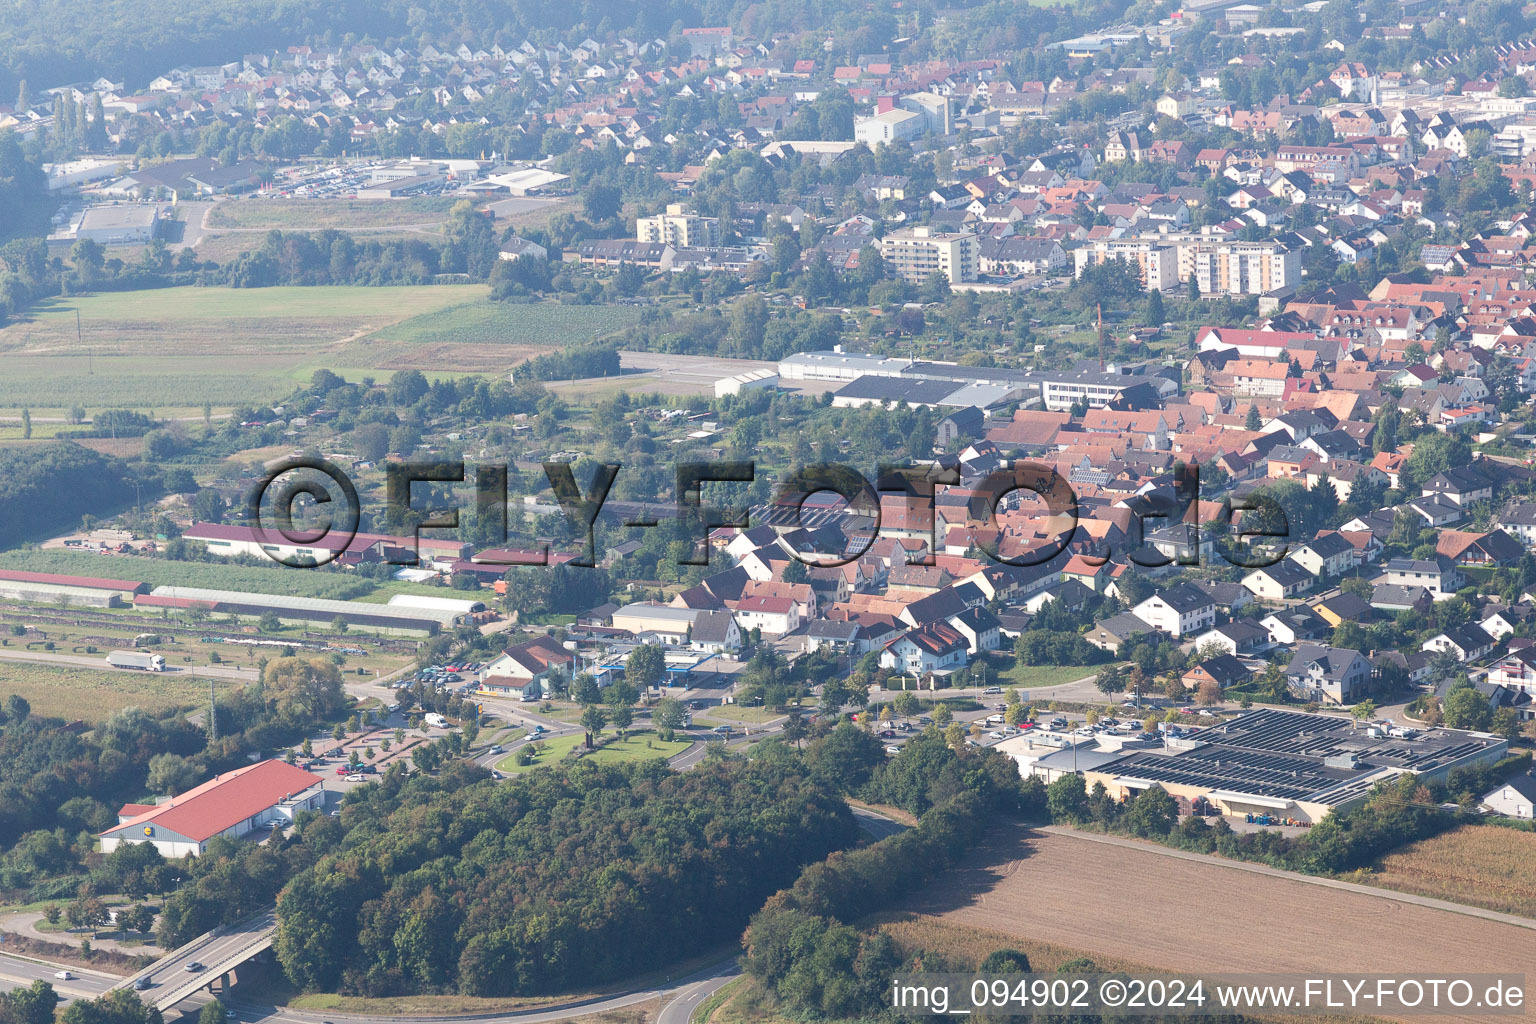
[103,760,322,843]
[0,569,146,592]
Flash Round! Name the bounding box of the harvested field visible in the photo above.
[906,824,1536,979]
[0,285,487,409]
[1369,825,1536,918]
[0,660,238,722]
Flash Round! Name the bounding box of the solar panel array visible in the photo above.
[1108,748,1342,800]
[1102,708,1507,803]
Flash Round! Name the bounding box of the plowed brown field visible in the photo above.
[903,824,1536,1020]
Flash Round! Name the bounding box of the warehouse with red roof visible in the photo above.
[99,760,325,857]
[0,568,148,608]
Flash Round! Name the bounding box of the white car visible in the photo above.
[345,773,365,781]
[54,971,72,980]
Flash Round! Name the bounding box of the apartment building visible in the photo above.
[636,203,721,247]
[1072,238,1178,292]
[1193,241,1300,296]
[880,226,979,284]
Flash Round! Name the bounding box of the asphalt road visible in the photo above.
[850,806,910,840]
[0,951,116,1003]
[655,960,742,1024]
[0,646,255,681]
[120,909,277,1010]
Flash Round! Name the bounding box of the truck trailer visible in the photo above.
[107,650,166,672]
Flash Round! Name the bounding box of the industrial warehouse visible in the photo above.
[135,586,484,634]
[1082,709,1509,823]
[777,350,1180,412]
[0,568,148,607]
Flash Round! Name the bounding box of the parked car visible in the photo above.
[346,773,365,781]
[982,686,1003,694]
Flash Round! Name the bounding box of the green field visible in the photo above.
[582,732,691,764]
[0,658,240,722]
[0,549,377,600]
[495,731,689,772]
[0,285,488,410]
[0,288,638,410]
[327,300,641,375]
[993,663,1103,689]
[497,732,583,771]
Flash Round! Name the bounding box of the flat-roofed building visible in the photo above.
[610,602,699,640]
[880,226,978,284]
[1073,238,1178,292]
[855,108,924,146]
[636,203,721,247]
[1083,708,1506,823]
[1193,241,1301,296]
[75,205,160,244]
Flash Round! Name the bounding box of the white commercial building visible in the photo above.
[99,760,324,858]
[854,108,924,146]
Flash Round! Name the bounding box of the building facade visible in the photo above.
[880,226,979,284]
[1073,238,1179,292]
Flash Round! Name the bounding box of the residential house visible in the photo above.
[1482,772,1536,819]
[1383,556,1464,599]
[1290,532,1357,578]
[1182,653,1252,694]
[480,636,576,699]
[689,609,742,653]
[1242,559,1313,600]
[1132,583,1217,637]
[879,620,969,675]
[1421,623,1496,662]
[1285,644,1372,703]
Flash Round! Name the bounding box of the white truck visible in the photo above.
[107,650,166,672]
[423,712,449,728]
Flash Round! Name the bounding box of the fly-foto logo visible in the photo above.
[247,456,1292,570]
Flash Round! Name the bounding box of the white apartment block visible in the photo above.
[1193,241,1300,296]
[636,203,721,247]
[880,226,978,284]
[1073,238,1178,292]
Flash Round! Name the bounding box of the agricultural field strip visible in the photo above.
[1037,827,1536,930]
[914,825,1536,989]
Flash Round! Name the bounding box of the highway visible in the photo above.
[113,910,277,1012]
[0,951,116,1003]
[0,646,255,681]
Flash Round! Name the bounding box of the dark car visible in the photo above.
[132,978,152,991]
